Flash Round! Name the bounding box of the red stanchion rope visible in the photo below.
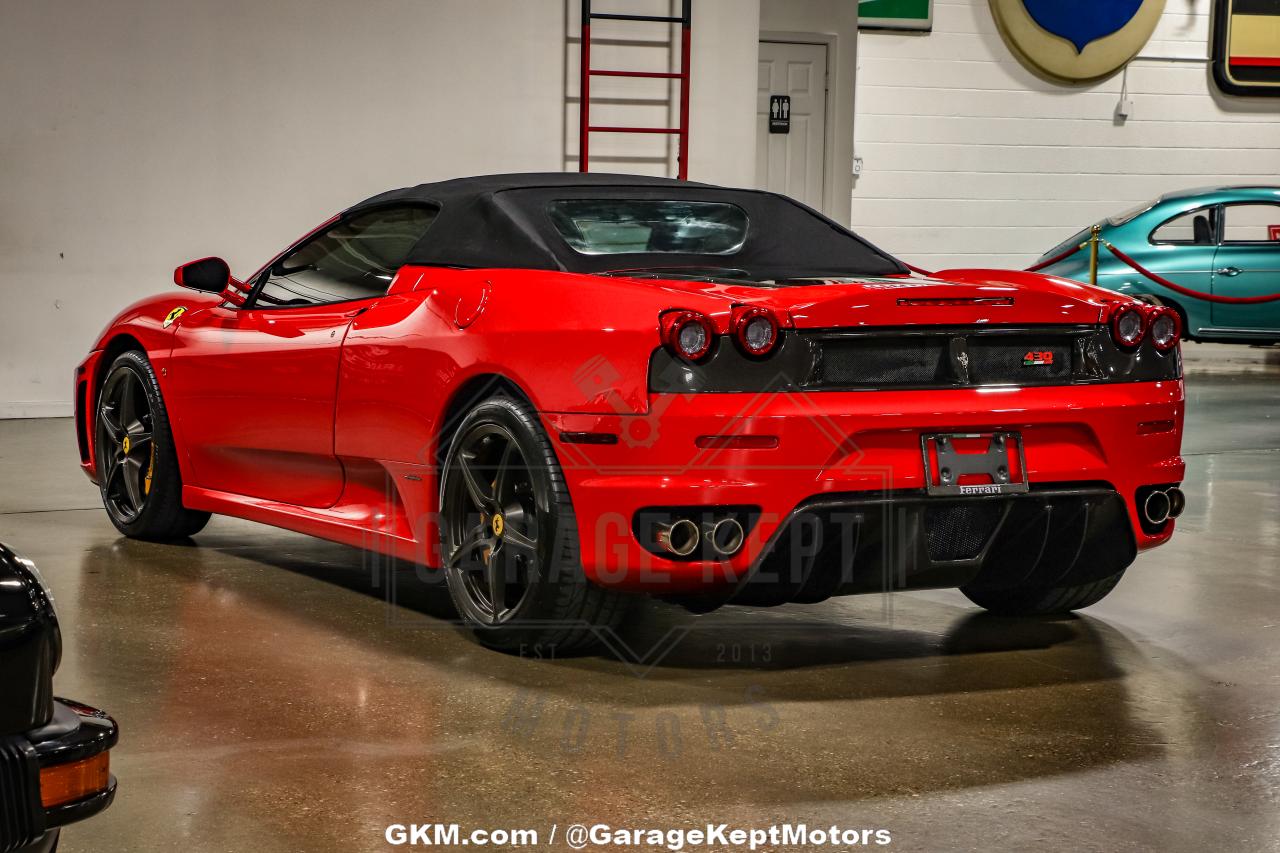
[1104,242,1280,305]
[904,241,1083,278]
[1025,242,1084,272]
[905,238,1280,305]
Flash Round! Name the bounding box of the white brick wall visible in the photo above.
[852,0,1280,270]
[0,0,760,415]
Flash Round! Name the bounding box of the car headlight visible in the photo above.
[1,544,63,674]
[18,554,57,614]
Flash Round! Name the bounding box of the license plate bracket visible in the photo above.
[921,432,1029,497]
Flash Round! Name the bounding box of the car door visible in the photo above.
[1211,201,1280,334]
[1137,206,1220,304]
[167,204,438,507]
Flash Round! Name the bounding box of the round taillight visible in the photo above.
[1149,307,1181,351]
[1111,304,1146,349]
[733,308,780,357]
[661,311,715,362]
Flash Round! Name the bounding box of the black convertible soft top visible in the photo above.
[346,173,907,279]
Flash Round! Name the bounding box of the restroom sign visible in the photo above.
[769,95,791,134]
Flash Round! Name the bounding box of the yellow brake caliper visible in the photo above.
[144,443,156,495]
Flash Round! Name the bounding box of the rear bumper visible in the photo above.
[544,380,1185,593]
[1,699,118,852]
[731,485,1135,607]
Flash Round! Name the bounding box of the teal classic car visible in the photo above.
[1037,186,1280,343]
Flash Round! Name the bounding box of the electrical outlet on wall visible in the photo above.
[853,157,864,176]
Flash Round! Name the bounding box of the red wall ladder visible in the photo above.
[578,0,693,180]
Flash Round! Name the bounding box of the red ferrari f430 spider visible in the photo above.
[76,174,1185,651]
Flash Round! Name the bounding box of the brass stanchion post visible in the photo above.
[1089,224,1101,287]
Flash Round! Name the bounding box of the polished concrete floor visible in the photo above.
[1,343,1278,852]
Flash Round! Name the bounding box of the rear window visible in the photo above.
[1043,227,1091,261]
[1043,199,1154,259]
[1107,199,1157,226]
[547,199,749,255]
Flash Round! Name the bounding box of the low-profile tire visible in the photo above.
[439,394,631,654]
[94,351,210,540]
[961,569,1125,617]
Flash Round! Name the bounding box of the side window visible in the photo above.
[253,206,437,308]
[1222,203,1280,245]
[1150,208,1216,246]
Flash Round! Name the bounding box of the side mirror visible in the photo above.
[174,257,231,293]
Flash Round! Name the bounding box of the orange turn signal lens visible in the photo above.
[40,752,110,808]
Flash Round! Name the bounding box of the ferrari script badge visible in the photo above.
[163,306,187,329]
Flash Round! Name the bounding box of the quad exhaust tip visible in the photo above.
[703,517,745,558]
[656,519,700,557]
[1143,487,1185,526]
[654,516,746,558]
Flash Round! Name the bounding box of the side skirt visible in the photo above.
[183,459,436,567]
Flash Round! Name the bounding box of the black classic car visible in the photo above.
[1,542,117,852]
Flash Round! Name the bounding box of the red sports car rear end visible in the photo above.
[545,266,1184,614]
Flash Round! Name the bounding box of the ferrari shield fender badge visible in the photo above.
[990,0,1165,82]
[163,306,187,328]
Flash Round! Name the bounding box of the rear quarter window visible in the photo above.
[1150,207,1216,246]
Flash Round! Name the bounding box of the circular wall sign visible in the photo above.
[990,0,1167,82]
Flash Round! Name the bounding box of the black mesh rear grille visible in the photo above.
[819,338,950,386]
[925,502,1005,562]
[0,737,40,852]
[806,327,1087,390]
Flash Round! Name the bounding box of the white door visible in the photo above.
[756,41,828,212]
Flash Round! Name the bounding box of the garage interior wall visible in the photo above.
[759,0,860,226]
[0,0,759,418]
[562,0,759,186]
[852,0,1280,271]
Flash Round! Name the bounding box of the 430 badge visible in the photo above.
[1023,350,1055,367]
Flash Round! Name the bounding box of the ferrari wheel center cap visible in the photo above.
[122,435,131,455]
[491,514,505,537]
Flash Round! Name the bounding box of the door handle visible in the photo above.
[1217,267,1241,277]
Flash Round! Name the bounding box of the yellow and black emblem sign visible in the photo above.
[163,306,187,329]
[1213,0,1280,96]
[491,513,505,537]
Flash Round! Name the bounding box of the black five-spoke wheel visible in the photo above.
[440,395,632,652]
[94,351,210,540]
[443,423,540,625]
[97,363,156,523]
